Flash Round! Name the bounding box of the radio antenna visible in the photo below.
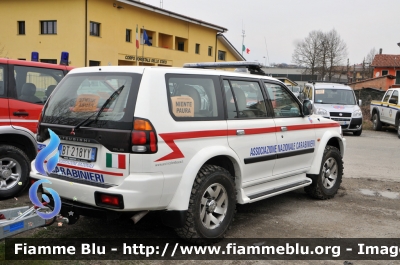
[264,37,270,67]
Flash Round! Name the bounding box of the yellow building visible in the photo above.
[0,0,244,67]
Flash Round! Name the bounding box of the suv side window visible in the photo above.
[13,65,64,104]
[264,82,301,117]
[224,79,270,119]
[0,65,5,97]
[382,90,393,102]
[390,90,398,104]
[166,75,223,120]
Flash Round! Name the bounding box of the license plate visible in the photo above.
[339,121,347,125]
[59,144,97,162]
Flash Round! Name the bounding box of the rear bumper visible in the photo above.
[30,170,165,212]
[44,196,187,228]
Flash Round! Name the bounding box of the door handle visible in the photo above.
[13,111,29,116]
[236,130,245,135]
[281,126,288,132]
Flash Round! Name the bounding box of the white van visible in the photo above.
[31,64,345,243]
[302,82,363,136]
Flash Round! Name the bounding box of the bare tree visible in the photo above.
[365,47,377,78]
[292,30,324,78]
[325,29,347,81]
[292,29,347,81]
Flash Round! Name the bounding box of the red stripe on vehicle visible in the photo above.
[156,122,340,162]
[314,122,340,129]
[118,154,126,169]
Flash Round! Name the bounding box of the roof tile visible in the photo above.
[371,54,400,67]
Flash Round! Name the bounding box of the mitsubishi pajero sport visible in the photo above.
[31,64,346,243]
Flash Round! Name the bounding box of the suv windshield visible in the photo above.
[42,73,140,129]
[314,89,356,105]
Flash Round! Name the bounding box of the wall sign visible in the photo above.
[123,55,168,65]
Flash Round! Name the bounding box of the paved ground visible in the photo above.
[1,128,400,264]
[344,128,400,182]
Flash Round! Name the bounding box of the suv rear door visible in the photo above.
[380,90,393,123]
[8,64,66,133]
[387,90,399,125]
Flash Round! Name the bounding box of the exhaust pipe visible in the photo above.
[131,211,149,224]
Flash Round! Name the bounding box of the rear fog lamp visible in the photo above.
[94,192,124,209]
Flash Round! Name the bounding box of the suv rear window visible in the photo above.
[166,74,224,120]
[42,73,141,130]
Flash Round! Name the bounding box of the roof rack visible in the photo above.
[183,61,266,76]
[308,80,348,85]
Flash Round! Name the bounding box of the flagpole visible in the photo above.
[142,26,145,65]
[241,29,246,56]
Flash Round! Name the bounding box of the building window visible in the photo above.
[195,44,200,54]
[89,60,100,66]
[208,46,213,56]
[218,50,226,61]
[41,20,57,34]
[90,22,100,36]
[126,29,131,42]
[40,59,57,64]
[18,21,25,35]
[382,70,388,76]
[177,42,184,51]
[396,71,400,84]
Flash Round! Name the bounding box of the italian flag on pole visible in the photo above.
[136,25,139,49]
[106,153,126,169]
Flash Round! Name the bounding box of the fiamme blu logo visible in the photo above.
[29,129,62,220]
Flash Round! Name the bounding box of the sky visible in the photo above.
[141,0,400,66]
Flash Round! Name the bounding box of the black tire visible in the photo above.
[304,146,343,200]
[372,113,382,131]
[175,164,236,244]
[353,129,362,136]
[0,145,30,199]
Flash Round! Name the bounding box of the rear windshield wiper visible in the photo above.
[71,84,125,134]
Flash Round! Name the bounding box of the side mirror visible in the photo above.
[389,98,397,104]
[358,99,362,106]
[303,100,313,116]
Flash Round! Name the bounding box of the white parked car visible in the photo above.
[370,88,400,138]
[302,82,363,136]
[31,64,346,243]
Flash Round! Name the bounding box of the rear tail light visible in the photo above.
[131,118,158,153]
[94,192,124,209]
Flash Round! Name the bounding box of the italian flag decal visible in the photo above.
[106,153,126,169]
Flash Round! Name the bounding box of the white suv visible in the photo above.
[31,65,345,243]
